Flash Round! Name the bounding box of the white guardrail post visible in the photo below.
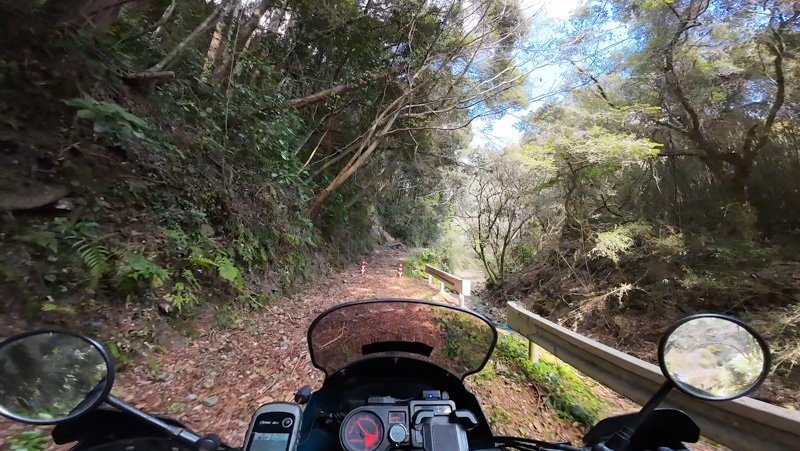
[506,301,800,451]
[424,264,470,308]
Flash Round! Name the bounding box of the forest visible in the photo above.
[0,0,799,446]
[458,0,800,408]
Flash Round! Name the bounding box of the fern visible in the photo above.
[164,227,189,246]
[116,251,169,289]
[182,269,200,288]
[189,246,216,267]
[216,256,243,287]
[13,230,58,252]
[188,247,246,291]
[164,282,198,311]
[72,239,109,283]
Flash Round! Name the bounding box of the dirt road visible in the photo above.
[114,245,452,445]
[1,244,691,450]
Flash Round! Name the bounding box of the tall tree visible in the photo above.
[306,0,535,210]
[561,0,800,238]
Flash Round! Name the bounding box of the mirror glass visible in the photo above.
[662,316,767,400]
[0,332,110,423]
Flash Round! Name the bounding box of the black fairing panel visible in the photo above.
[583,409,700,450]
[298,357,495,451]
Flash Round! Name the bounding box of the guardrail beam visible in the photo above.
[507,302,800,451]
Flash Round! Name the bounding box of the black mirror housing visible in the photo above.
[0,330,115,424]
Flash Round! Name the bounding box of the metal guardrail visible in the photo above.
[507,301,800,451]
[424,264,471,307]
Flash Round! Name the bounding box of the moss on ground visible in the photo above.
[491,331,607,426]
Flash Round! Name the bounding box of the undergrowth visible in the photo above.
[405,247,450,279]
[492,332,606,426]
[8,430,50,451]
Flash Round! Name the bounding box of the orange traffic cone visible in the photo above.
[397,262,403,278]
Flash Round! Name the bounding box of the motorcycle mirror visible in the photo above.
[0,331,115,424]
[658,314,770,401]
[603,314,770,451]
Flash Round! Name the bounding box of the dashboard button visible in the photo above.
[388,424,408,444]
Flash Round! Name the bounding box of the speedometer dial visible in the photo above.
[342,411,383,451]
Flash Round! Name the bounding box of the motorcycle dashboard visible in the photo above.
[339,400,456,451]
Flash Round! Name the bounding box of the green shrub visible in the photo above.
[8,430,50,451]
[67,96,149,145]
[164,282,199,311]
[116,251,169,292]
[54,219,110,286]
[404,247,450,279]
[472,361,496,385]
[590,222,652,264]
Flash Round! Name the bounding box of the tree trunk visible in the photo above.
[290,79,371,109]
[309,110,402,211]
[152,0,177,38]
[211,0,275,80]
[727,166,758,240]
[289,66,403,109]
[203,0,239,79]
[148,3,226,73]
[237,0,275,48]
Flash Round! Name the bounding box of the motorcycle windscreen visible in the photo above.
[308,300,497,378]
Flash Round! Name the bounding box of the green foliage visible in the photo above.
[8,430,50,451]
[528,126,661,169]
[189,246,217,268]
[164,227,190,247]
[591,222,652,264]
[214,304,241,330]
[381,196,449,247]
[53,219,110,286]
[233,229,269,268]
[41,303,75,314]
[188,247,245,290]
[106,341,132,370]
[67,96,148,143]
[73,240,110,282]
[164,282,199,311]
[707,241,779,265]
[649,231,686,257]
[13,230,58,253]
[493,333,606,426]
[404,247,450,279]
[471,361,496,386]
[215,257,243,287]
[181,269,200,288]
[146,357,162,374]
[116,251,169,291]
